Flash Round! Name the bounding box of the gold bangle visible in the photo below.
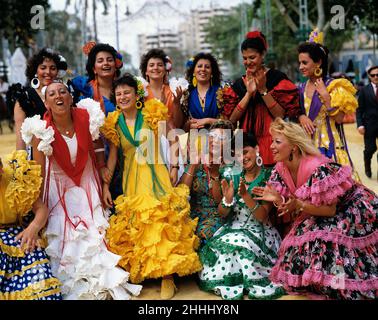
[184,171,194,177]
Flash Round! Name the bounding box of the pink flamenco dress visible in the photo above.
[269,155,378,300]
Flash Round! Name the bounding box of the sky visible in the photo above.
[49,0,245,67]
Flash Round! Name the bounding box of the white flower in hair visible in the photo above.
[21,115,55,156]
[77,98,105,141]
[135,76,149,97]
[169,77,189,95]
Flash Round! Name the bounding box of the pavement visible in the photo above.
[0,121,376,300]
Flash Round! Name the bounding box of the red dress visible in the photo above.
[224,69,301,166]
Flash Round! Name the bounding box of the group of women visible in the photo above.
[0,29,377,301]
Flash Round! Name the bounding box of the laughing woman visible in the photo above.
[21,81,141,300]
[198,133,284,300]
[101,74,202,300]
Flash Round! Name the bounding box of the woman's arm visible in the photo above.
[260,92,285,118]
[229,91,253,124]
[14,101,26,150]
[180,164,199,187]
[31,136,46,196]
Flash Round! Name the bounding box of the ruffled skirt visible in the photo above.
[0,226,62,300]
[106,184,202,283]
[270,184,378,300]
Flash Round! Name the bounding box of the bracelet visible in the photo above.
[273,195,286,208]
[267,100,278,109]
[210,175,220,181]
[260,89,268,96]
[236,103,246,113]
[184,171,195,177]
[95,148,105,153]
[171,165,179,169]
[249,202,261,214]
[221,196,236,208]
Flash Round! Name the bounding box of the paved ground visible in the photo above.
[0,121,376,300]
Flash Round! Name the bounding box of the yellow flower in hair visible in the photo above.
[309,28,324,45]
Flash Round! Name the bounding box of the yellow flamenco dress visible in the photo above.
[101,99,202,284]
[304,78,360,181]
[0,150,62,300]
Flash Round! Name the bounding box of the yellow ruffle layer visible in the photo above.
[0,278,61,300]
[1,150,42,224]
[106,184,202,284]
[142,98,169,131]
[327,78,358,116]
[100,110,121,147]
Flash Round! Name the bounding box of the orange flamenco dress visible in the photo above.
[101,99,202,284]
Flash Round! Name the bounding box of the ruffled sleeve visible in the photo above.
[77,98,105,140]
[295,162,354,206]
[270,79,301,120]
[142,98,169,131]
[222,85,240,118]
[4,150,42,217]
[21,115,55,156]
[268,167,292,199]
[327,78,358,116]
[100,110,121,147]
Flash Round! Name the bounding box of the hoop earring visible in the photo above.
[289,151,294,161]
[116,105,121,111]
[256,152,263,167]
[314,67,322,77]
[31,74,40,89]
[135,100,143,109]
[192,75,197,87]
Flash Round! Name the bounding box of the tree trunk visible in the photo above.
[92,0,98,42]
[273,0,298,33]
[316,0,325,30]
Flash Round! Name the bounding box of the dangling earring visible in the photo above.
[31,74,40,89]
[256,151,263,167]
[210,75,213,86]
[314,66,322,77]
[116,105,121,111]
[289,150,294,161]
[192,75,197,87]
[135,100,143,109]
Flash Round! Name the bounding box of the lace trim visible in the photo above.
[76,98,105,140]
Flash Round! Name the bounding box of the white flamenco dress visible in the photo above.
[21,98,142,300]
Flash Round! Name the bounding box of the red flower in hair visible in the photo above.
[245,31,268,50]
[82,41,97,56]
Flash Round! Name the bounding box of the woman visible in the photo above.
[70,42,124,198]
[140,48,183,128]
[0,150,62,300]
[179,52,228,131]
[227,31,301,166]
[21,82,141,300]
[101,74,202,300]
[198,132,284,300]
[180,120,234,246]
[297,29,359,178]
[13,48,67,150]
[255,118,378,300]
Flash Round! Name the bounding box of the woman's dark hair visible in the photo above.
[242,132,258,148]
[25,48,67,82]
[111,73,139,105]
[139,48,169,80]
[86,43,120,81]
[210,119,235,155]
[241,32,267,54]
[186,52,222,91]
[298,42,329,77]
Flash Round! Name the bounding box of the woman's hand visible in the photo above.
[103,184,113,208]
[242,74,257,96]
[173,86,183,106]
[238,179,248,199]
[170,167,178,185]
[299,115,316,136]
[253,183,281,203]
[15,222,41,253]
[221,179,234,203]
[314,78,330,101]
[254,68,267,93]
[100,167,113,185]
[278,196,299,217]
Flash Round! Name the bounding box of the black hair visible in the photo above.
[185,52,222,91]
[241,33,267,54]
[368,66,378,75]
[298,42,329,77]
[86,43,120,81]
[139,48,169,80]
[111,73,139,105]
[242,132,258,148]
[25,48,67,82]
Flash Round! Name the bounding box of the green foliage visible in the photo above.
[0,0,50,51]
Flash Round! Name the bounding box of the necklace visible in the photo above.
[198,90,207,111]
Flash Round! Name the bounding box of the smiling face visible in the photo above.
[36,58,58,87]
[238,146,259,171]
[194,59,212,84]
[299,52,320,78]
[145,57,166,82]
[45,83,73,117]
[242,48,264,74]
[93,51,116,79]
[114,84,138,112]
[270,131,294,162]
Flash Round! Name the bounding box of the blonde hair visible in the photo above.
[270,118,320,156]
